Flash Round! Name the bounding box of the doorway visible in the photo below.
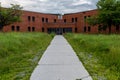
[47,27,72,35]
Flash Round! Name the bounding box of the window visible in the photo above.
[32,16,35,22]
[84,16,86,19]
[64,19,66,23]
[88,26,91,32]
[42,27,44,32]
[103,27,106,31]
[42,17,44,22]
[54,19,56,23]
[28,16,31,21]
[11,26,15,31]
[32,27,35,31]
[88,15,91,17]
[46,18,48,22]
[84,27,86,32]
[116,25,119,31]
[72,18,74,22]
[16,26,20,31]
[28,27,31,31]
[75,27,77,32]
[98,25,102,31]
[75,17,77,22]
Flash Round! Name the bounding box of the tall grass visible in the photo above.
[0,32,54,80]
[65,33,120,80]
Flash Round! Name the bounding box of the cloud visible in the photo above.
[0,0,98,14]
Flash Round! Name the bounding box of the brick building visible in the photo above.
[3,9,120,34]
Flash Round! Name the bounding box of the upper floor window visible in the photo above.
[72,18,74,22]
[64,19,66,23]
[75,17,77,22]
[42,17,44,22]
[32,16,35,22]
[54,19,56,23]
[28,16,31,21]
[46,18,48,22]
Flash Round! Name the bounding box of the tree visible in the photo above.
[0,3,23,32]
[87,0,120,33]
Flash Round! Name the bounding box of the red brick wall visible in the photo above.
[3,9,120,34]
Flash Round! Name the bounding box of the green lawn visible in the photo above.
[65,33,120,80]
[0,32,54,80]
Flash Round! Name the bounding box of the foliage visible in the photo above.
[0,32,53,80]
[0,4,23,31]
[65,33,120,80]
[87,0,120,33]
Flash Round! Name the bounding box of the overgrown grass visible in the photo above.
[0,32,54,80]
[65,33,120,80]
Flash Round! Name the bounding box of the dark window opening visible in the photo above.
[46,18,48,22]
[42,17,44,22]
[64,19,66,23]
[28,27,31,31]
[75,17,77,22]
[88,26,91,32]
[32,16,35,22]
[98,25,102,31]
[42,27,44,32]
[84,27,86,32]
[54,19,56,23]
[116,25,119,31]
[72,18,74,22]
[32,27,35,31]
[84,16,86,19]
[103,27,106,31]
[28,16,31,21]
[11,26,15,31]
[16,26,20,31]
[75,27,77,32]
[88,15,91,17]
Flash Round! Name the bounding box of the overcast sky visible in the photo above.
[0,0,98,14]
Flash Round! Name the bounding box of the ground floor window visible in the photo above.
[32,27,35,31]
[16,26,20,31]
[88,26,91,32]
[11,26,20,31]
[28,27,31,31]
[47,27,72,34]
[75,27,77,32]
[116,25,119,31]
[84,27,86,32]
[11,26,15,31]
[42,27,44,32]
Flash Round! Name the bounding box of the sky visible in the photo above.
[0,0,98,14]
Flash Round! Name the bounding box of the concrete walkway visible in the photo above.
[30,35,92,80]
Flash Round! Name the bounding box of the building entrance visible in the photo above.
[47,28,72,35]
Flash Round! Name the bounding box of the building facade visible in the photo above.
[3,9,120,34]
